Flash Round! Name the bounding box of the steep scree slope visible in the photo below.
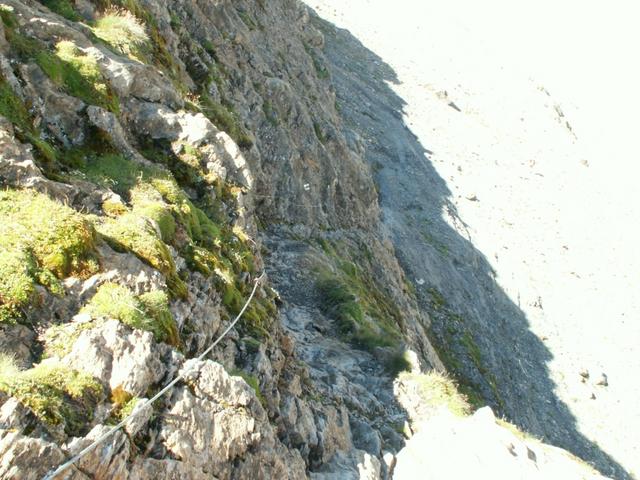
[0,0,620,479]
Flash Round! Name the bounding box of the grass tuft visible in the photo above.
[82,283,180,346]
[315,242,403,352]
[0,189,98,323]
[138,289,180,346]
[0,356,102,436]
[89,0,179,77]
[92,7,150,60]
[399,371,471,417]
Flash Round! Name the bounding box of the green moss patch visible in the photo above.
[315,240,403,352]
[0,249,37,323]
[130,185,176,242]
[82,283,179,346]
[0,357,102,436]
[37,0,80,21]
[36,41,119,113]
[96,215,187,298]
[399,371,471,417]
[317,273,364,333]
[137,289,179,345]
[0,75,58,166]
[0,189,98,323]
[116,394,141,420]
[150,176,221,245]
[0,189,97,277]
[0,77,32,132]
[80,152,147,195]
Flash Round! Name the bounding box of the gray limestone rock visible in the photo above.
[0,0,620,479]
[63,320,170,396]
[0,325,35,369]
[0,431,72,480]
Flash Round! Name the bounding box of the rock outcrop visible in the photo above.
[0,0,618,479]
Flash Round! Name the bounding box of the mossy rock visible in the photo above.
[37,0,81,21]
[80,153,221,247]
[316,267,397,351]
[3,6,117,112]
[82,282,180,346]
[399,371,471,417]
[130,185,176,242]
[81,152,152,196]
[222,281,244,313]
[0,77,32,132]
[0,249,38,323]
[77,153,258,312]
[0,189,98,323]
[68,148,261,334]
[97,214,187,299]
[89,0,181,79]
[138,289,180,346]
[42,320,100,358]
[0,76,58,166]
[0,189,98,278]
[37,41,119,113]
[151,176,220,245]
[194,93,253,149]
[0,358,103,436]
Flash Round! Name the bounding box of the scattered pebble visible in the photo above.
[579,369,590,382]
[595,373,608,387]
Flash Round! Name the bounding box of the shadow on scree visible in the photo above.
[309,8,631,480]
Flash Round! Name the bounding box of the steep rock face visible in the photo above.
[147,0,379,229]
[0,0,429,478]
[0,1,617,479]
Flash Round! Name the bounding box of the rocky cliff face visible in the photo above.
[0,0,618,479]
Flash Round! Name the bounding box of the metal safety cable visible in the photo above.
[42,272,266,480]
